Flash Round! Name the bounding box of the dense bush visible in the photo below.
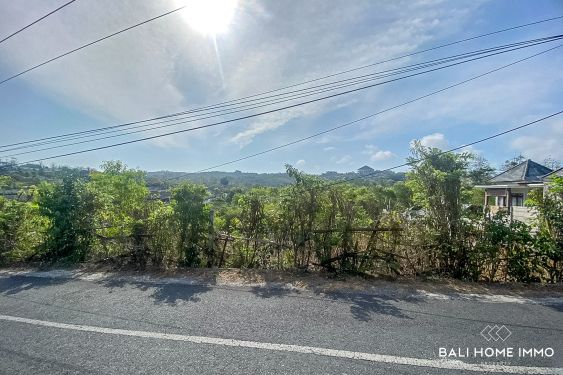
[37,176,95,262]
[0,177,46,264]
[1,157,562,283]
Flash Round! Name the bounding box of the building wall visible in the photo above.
[483,187,540,225]
[511,206,537,224]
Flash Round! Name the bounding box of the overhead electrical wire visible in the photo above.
[1,35,560,157]
[1,15,562,149]
[1,1,78,45]
[3,36,563,158]
[0,0,78,45]
[159,44,562,181]
[322,110,563,190]
[216,110,563,206]
[0,5,186,86]
[162,110,562,207]
[3,43,560,170]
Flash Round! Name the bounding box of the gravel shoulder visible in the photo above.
[2,264,562,303]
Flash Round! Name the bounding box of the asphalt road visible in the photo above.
[0,272,562,374]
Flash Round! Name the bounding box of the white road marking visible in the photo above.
[0,315,560,374]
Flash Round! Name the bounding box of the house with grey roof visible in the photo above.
[475,159,554,224]
[357,165,375,176]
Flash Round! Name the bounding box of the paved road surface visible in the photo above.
[0,272,562,374]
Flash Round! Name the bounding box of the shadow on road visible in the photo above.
[249,283,419,321]
[0,275,71,295]
[319,291,417,321]
[98,278,212,305]
[251,286,299,299]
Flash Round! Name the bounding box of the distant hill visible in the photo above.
[0,161,91,189]
[147,170,294,188]
[147,169,405,188]
[0,161,405,190]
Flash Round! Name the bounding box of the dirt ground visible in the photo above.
[4,263,562,298]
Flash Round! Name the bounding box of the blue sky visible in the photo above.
[0,0,562,174]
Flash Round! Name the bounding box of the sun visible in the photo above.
[178,0,238,35]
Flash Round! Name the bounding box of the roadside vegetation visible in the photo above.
[1,145,562,283]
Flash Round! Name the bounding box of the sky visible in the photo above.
[0,0,562,174]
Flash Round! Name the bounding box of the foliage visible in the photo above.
[87,161,151,262]
[526,176,563,282]
[0,178,46,264]
[467,155,495,185]
[171,182,210,266]
[1,159,561,283]
[501,154,526,171]
[37,177,96,262]
[406,142,471,277]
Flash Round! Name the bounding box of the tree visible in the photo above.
[501,154,525,171]
[468,155,495,185]
[406,142,471,277]
[171,182,209,266]
[543,157,561,171]
[282,165,325,267]
[88,161,149,233]
[0,178,46,264]
[527,176,563,282]
[37,176,96,262]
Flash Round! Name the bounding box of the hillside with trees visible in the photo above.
[1,147,562,283]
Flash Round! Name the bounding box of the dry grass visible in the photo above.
[7,262,560,298]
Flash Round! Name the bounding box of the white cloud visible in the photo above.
[5,0,536,172]
[335,155,353,165]
[510,123,563,161]
[412,132,449,149]
[229,105,319,147]
[459,145,481,155]
[363,144,396,161]
[296,159,306,166]
[221,0,484,147]
[0,1,192,122]
[371,150,396,161]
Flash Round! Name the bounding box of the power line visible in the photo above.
[0,5,185,86]
[250,110,562,205]
[3,36,560,157]
[1,35,559,156]
[160,44,562,181]
[0,0,78,45]
[2,15,562,149]
[322,110,563,190]
[4,44,560,173]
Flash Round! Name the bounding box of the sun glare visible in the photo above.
[179,0,238,35]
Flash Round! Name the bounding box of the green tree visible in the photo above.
[0,178,46,264]
[88,161,152,265]
[171,182,209,266]
[527,176,563,282]
[468,155,495,185]
[88,161,149,232]
[406,142,471,277]
[37,176,96,262]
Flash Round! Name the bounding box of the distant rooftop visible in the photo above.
[489,159,553,183]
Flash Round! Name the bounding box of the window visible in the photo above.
[511,193,524,206]
[497,196,506,207]
[486,195,496,206]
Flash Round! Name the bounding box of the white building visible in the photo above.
[475,160,560,224]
